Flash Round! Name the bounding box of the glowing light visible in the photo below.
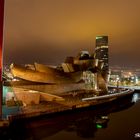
[101,116,108,119]
[132,93,139,103]
[96,124,103,129]
[135,77,139,84]
[96,36,103,39]
[29,90,37,93]
[101,46,108,48]
[128,72,132,76]
[95,46,108,50]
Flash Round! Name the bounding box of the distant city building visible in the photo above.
[95,36,109,72]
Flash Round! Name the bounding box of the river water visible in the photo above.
[1,92,140,140]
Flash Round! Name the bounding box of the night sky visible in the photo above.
[3,0,140,67]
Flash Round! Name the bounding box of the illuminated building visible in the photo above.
[95,36,109,72]
[10,52,108,98]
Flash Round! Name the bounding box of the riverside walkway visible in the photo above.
[0,87,134,129]
[108,85,140,91]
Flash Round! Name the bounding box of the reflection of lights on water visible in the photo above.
[132,93,140,103]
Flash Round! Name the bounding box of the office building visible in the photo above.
[95,36,109,72]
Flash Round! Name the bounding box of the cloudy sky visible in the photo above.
[3,0,140,67]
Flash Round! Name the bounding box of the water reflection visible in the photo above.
[1,94,136,140]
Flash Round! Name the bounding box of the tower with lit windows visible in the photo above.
[95,36,109,82]
[95,36,108,72]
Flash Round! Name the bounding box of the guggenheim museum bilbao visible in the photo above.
[9,36,109,96]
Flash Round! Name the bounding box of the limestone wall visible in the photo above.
[14,91,40,105]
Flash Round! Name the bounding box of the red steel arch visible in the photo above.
[0,0,4,118]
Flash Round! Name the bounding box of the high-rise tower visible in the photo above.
[95,36,109,72]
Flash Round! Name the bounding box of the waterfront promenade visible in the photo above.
[108,85,140,91]
[1,88,134,123]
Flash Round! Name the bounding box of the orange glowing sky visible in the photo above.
[3,0,140,67]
